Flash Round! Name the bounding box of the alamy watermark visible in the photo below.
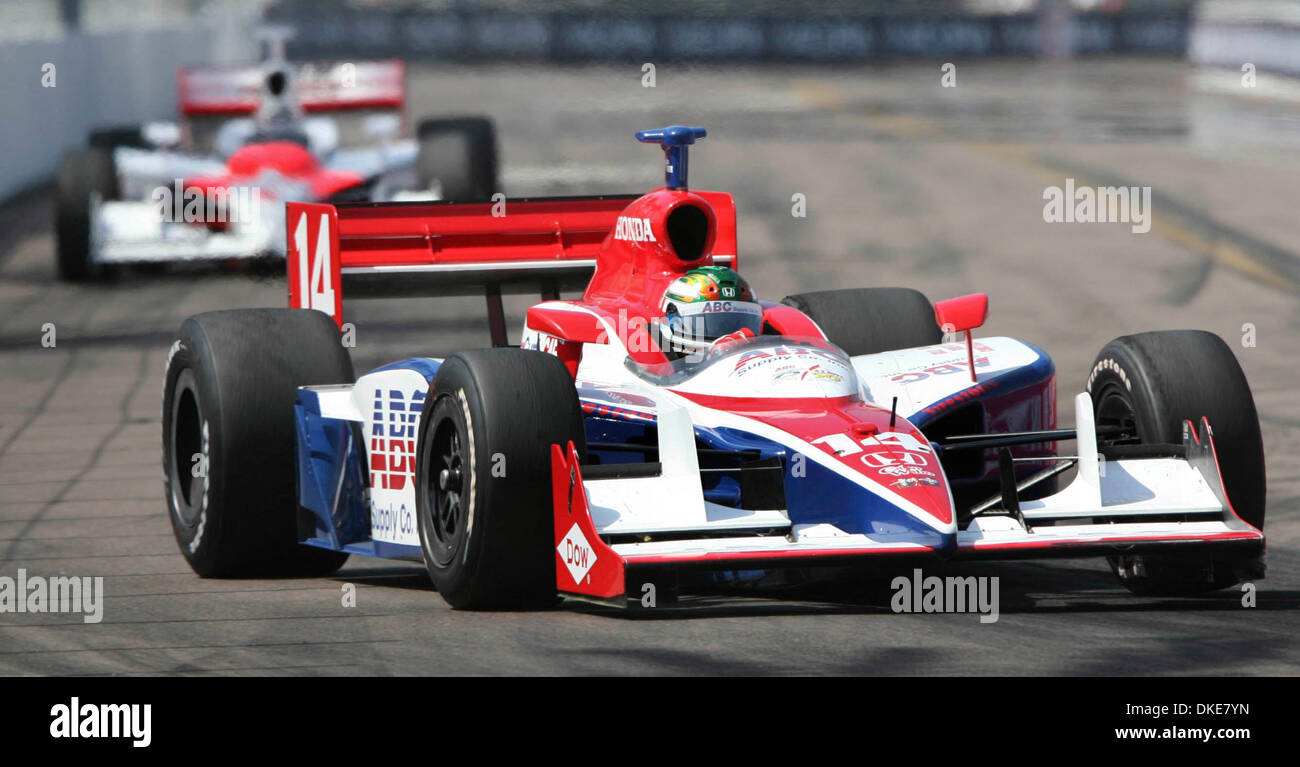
[891,568,999,623]
[50,698,151,748]
[1043,178,1151,234]
[151,180,260,224]
[0,569,103,624]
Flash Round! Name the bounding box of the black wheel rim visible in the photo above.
[1094,383,1141,447]
[423,415,467,567]
[169,373,205,527]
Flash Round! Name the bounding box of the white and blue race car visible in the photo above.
[161,126,1266,609]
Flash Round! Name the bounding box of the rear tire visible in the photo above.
[415,348,585,609]
[162,309,353,577]
[87,125,147,151]
[781,287,942,356]
[55,147,117,282]
[1087,330,1265,595]
[416,116,498,202]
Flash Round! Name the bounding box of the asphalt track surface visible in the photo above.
[1,60,1298,675]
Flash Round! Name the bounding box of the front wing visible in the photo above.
[550,412,1264,605]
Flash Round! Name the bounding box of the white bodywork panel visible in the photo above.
[850,336,1043,420]
[94,197,277,263]
[586,406,791,535]
[94,137,423,264]
[611,531,936,560]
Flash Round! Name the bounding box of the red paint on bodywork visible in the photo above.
[582,189,741,342]
[761,303,827,339]
[934,293,988,333]
[552,442,625,599]
[188,141,364,205]
[669,392,955,525]
[525,306,607,344]
[934,293,989,384]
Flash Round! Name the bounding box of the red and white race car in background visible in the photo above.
[160,125,1266,609]
[56,46,499,281]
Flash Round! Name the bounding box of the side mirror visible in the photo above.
[934,293,988,383]
[934,293,988,334]
[142,121,181,149]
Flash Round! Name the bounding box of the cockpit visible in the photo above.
[626,334,862,401]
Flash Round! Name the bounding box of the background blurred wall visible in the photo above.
[1191,0,1300,78]
[0,0,1201,203]
[0,2,258,202]
[263,0,1191,62]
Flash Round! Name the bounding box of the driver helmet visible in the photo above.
[255,66,301,125]
[658,266,762,357]
[249,67,311,147]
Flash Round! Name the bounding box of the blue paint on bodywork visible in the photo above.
[909,342,1055,430]
[581,402,950,549]
[702,426,949,549]
[294,389,369,550]
[294,358,441,560]
[785,460,952,550]
[636,125,707,189]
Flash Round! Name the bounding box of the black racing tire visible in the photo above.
[55,147,118,282]
[87,125,147,151]
[415,348,586,609]
[1088,330,1265,596]
[162,309,353,578]
[416,116,498,202]
[780,287,942,356]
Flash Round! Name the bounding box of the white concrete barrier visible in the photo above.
[1191,0,1300,79]
[0,19,254,203]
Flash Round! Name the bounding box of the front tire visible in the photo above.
[415,349,585,609]
[162,309,353,577]
[55,147,117,282]
[1087,329,1265,595]
[87,125,146,151]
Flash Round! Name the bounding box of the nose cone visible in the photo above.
[874,467,954,529]
[227,140,317,178]
[798,402,957,530]
[677,387,958,531]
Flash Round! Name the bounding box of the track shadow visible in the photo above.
[559,560,1300,621]
[329,565,434,593]
[0,185,53,270]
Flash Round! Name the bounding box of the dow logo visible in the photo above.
[557,523,597,583]
[369,388,425,490]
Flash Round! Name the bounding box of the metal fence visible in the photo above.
[264,1,1192,62]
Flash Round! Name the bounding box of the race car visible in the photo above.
[161,125,1266,609]
[56,44,498,281]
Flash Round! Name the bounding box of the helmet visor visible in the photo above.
[662,301,763,354]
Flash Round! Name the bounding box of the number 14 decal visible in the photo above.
[811,430,932,457]
[294,211,336,314]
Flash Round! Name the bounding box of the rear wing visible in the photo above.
[178,60,405,117]
[286,194,739,346]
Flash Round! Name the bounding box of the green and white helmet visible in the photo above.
[658,266,762,356]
